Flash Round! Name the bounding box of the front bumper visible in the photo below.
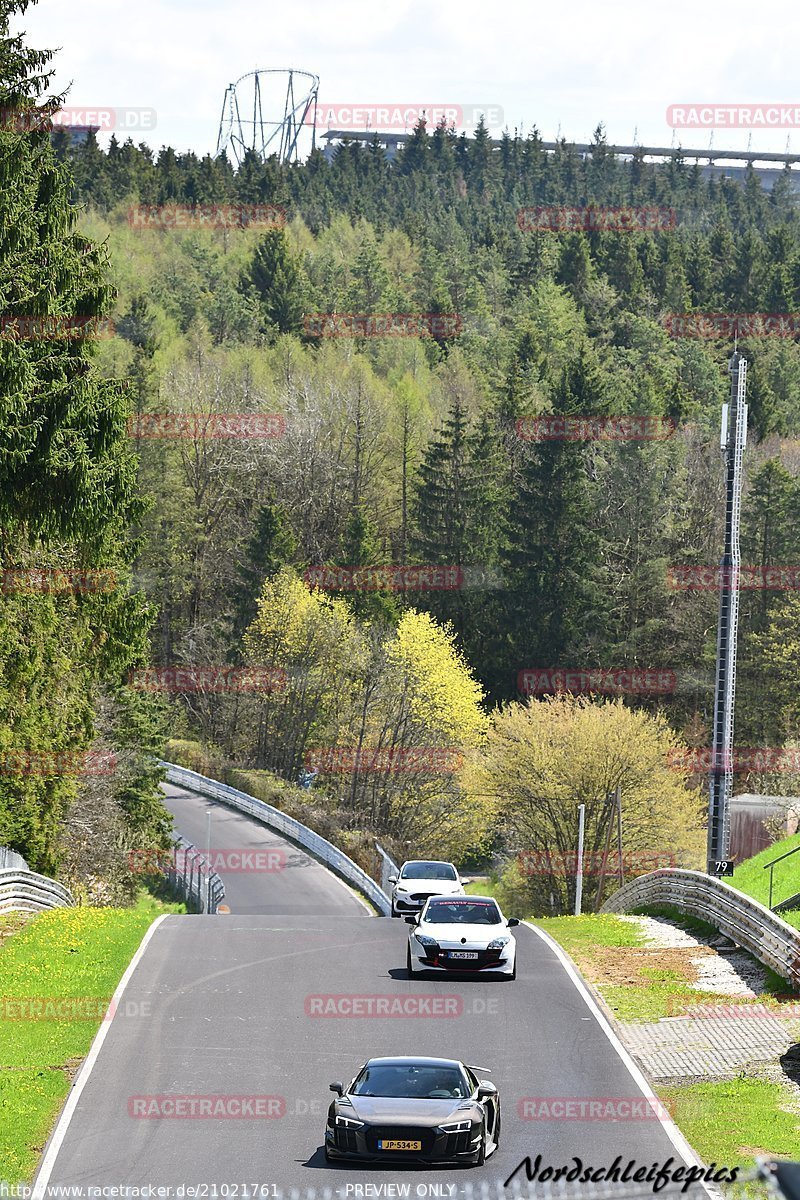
[325,1121,481,1163]
[409,943,513,973]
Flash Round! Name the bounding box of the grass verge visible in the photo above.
[0,890,183,1185]
[724,831,800,929]
[659,1077,800,1167]
[534,912,800,1165]
[533,911,793,1021]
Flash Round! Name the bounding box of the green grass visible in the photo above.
[658,1077,800,1167]
[534,912,644,950]
[531,910,797,1021]
[0,890,183,1185]
[463,878,500,899]
[726,831,800,923]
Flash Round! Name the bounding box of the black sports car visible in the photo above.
[324,1056,500,1165]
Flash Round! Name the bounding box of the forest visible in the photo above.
[4,5,800,912]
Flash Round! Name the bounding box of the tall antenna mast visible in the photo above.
[708,351,748,874]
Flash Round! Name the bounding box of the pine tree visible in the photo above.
[0,0,157,869]
[244,228,305,335]
[502,344,610,686]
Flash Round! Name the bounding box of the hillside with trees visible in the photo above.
[4,0,800,910]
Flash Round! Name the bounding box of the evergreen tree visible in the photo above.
[244,228,305,336]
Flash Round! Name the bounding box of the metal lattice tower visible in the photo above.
[707,351,748,871]
[216,69,319,166]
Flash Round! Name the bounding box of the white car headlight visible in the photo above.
[440,1118,473,1132]
[415,933,439,947]
[487,936,511,950]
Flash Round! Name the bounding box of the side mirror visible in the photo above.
[388,875,397,884]
[404,915,418,924]
[329,1082,344,1096]
[477,1081,497,1100]
[507,918,520,927]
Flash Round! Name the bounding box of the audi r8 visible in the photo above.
[324,1056,500,1165]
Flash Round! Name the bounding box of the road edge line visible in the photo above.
[522,920,714,1182]
[31,913,169,1198]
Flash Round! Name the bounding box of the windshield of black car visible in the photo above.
[400,862,457,881]
[423,901,502,924]
[351,1064,469,1098]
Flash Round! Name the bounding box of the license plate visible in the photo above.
[449,951,478,960]
[378,1139,422,1151]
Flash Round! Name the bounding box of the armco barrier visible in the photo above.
[162,762,391,915]
[0,846,28,870]
[601,868,800,989]
[0,868,75,914]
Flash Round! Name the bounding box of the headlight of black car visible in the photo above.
[335,1114,365,1128]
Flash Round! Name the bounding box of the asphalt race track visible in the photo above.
[160,781,367,916]
[35,784,699,1196]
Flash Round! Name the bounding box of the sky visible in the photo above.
[15,0,800,161]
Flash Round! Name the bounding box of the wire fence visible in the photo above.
[162,835,225,913]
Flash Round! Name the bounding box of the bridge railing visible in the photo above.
[0,868,75,914]
[601,867,800,989]
[162,762,391,915]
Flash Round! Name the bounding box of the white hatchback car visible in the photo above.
[406,895,519,980]
[389,860,464,917]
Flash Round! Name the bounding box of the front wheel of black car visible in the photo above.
[475,1121,487,1166]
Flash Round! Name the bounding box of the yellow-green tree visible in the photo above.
[466,694,705,914]
[242,574,493,862]
[242,568,367,778]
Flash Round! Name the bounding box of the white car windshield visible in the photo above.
[423,900,502,924]
[400,862,457,880]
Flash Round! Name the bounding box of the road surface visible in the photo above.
[35,782,698,1196]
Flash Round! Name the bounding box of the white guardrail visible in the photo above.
[0,846,28,870]
[602,868,800,989]
[162,762,392,915]
[0,867,75,914]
